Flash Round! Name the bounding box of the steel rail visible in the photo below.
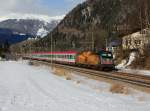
[30,59,150,89]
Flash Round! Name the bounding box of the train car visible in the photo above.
[29,50,114,70]
[30,51,77,64]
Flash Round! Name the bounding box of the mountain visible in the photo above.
[0,14,64,45]
[0,28,30,45]
[0,19,60,37]
[33,0,150,51]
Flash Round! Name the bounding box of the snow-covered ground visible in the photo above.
[118,68,150,76]
[116,52,150,76]
[116,52,136,69]
[0,61,150,111]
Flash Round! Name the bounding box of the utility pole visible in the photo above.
[105,38,108,51]
[92,30,94,51]
[91,24,95,51]
[50,32,54,70]
[51,33,53,64]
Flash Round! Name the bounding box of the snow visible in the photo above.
[0,13,65,23]
[117,52,136,69]
[36,27,49,38]
[0,61,150,111]
[116,52,150,76]
[130,32,142,38]
[13,31,26,35]
[118,68,150,76]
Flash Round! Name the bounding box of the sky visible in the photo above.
[0,0,85,17]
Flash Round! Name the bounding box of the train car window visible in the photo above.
[70,55,73,59]
[73,55,75,59]
[70,55,72,59]
[67,55,69,59]
[68,55,70,59]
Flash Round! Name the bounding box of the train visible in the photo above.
[26,50,115,70]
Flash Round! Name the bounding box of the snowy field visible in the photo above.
[0,61,150,111]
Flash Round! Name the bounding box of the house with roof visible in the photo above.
[107,39,122,58]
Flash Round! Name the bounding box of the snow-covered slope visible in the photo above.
[0,61,149,111]
[36,27,49,38]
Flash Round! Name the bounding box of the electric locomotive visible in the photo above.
[75,50,114,70]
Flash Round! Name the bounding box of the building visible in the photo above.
[107,39,122,58]
[122,29,150,53]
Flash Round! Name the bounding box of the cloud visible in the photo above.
[0,13,65,22]
[0,0,86,17]
[0,0,50,15]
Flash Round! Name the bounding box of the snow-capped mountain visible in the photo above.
[0,14,64,45]
[36,27,49,38]
[0,13,65,36]
[0,18,63,37]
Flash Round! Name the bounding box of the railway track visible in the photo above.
[30,59,150,90]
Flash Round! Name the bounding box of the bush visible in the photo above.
[131,47,150,69]
[114,48,130,65]
[110,84,129,94]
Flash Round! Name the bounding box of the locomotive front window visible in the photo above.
[101,53,113,58]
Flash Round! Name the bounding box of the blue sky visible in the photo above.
[0,0,85,17]
[39,0,85,15]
